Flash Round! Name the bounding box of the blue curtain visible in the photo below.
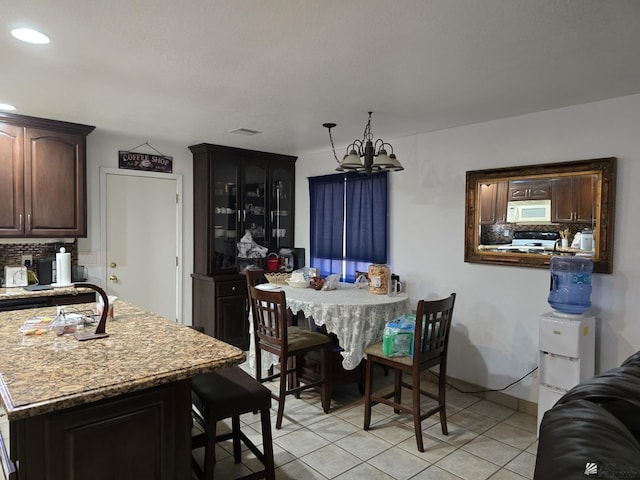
[345,171,388,281]
[309,171,388,282]
[309,174,345,277]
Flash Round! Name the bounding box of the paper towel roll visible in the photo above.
[56,249,72,286]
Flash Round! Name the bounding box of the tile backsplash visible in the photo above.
[481,223,589,245]
[0,241,78,279]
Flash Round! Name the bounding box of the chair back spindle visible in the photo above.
[250,287,289,354]
[415,294,455,365]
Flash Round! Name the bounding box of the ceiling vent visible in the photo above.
[229,128,262,136]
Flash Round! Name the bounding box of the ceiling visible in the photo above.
[2,0,640,157]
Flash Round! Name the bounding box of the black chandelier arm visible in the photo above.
[346,139,364,156]
[324,111,403,174]
[375,140,394,155]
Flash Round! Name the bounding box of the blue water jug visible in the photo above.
[548,256,593,315]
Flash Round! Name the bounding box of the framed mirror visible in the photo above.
[464,157,616,273]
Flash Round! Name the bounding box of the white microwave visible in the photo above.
[506,199,551,224]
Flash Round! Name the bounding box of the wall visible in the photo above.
[294,94,640,403]
[78,132,193,324]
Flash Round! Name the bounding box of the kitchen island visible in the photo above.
[0,301,245,479]
[0,285,95,311]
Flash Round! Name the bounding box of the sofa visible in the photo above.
[534,351,640,479]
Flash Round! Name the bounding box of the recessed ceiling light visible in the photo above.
[0,103,17,111]
[11,28,50,45]
[230,128,262,136]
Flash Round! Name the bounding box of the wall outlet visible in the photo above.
[503,229,510,237]
[21,254,33,266]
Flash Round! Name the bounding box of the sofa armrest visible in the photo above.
[535,399,640,479]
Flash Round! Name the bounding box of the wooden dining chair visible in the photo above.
[245,268,294,379]
[245,267,268,288]
[363,293,456,452]
[249,284,332,429]
[245,268,300,325]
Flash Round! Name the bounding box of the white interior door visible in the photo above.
[102,168,182,321]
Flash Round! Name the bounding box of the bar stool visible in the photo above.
[191,366,275,480]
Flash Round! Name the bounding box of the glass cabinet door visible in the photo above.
[270,164,294,250]
[212,161,239,271]
[242,162,268,249]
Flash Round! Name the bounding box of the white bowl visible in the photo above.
[286,279,309,288]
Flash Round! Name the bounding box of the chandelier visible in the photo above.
[323,112,403,175]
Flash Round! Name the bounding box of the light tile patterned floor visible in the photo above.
[0,360,537,480]
[192,360,538,480]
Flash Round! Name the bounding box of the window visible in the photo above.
[309,172,388,282]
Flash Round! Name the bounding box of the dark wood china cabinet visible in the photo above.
[190,143,296,350]
[0,113,94,238]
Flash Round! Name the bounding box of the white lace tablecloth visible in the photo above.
[249,283,409,372]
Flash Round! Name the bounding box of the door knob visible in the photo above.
[110,262,117,268]
[109,275,118,282]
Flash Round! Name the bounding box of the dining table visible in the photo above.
[249,282,410,372]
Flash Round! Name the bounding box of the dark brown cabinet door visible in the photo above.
[479,181,508,225]
[551,175,596,223]
[0,123,24,235]
[552,178,574,222]
[574,175,596,222]
[479,183,497,225]
[25,128,86,236]
[0,114,94,238]
[216,291,250,351]
[269,160,295,250]
[211,156,240,273]
[508,180,551,200]
[10,380,191,479]
[495,181,509,223]
[242,160,268,250]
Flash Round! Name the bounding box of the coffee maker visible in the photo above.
[36,256,56,285]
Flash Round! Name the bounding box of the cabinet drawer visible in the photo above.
[216,280,247,297]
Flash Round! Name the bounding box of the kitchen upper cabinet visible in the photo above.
[0,123,24,235]
[552,174,596,223]
[508,180,551,201]
[0,113,95,238]
[479,181,508,225]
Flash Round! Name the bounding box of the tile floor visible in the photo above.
[192,360,539,480]
[0,360,538,480]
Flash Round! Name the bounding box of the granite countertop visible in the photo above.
[0,301,246,420]
[0,285,94,300]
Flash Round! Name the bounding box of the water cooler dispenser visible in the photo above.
[537,312,595,435]
[537,256,596,435]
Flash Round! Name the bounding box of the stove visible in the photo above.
[495,231,560,253]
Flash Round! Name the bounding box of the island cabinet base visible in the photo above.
[10,379,191,479]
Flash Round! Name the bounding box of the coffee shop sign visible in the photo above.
[118,151,173,173]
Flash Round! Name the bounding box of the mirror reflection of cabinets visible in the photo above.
[551,175,596,223]
[508,180,551,200]
[465,157,616,273]
[480,181,508,225]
